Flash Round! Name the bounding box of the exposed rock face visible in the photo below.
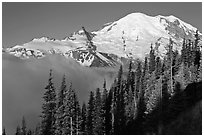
[3,13,202,67]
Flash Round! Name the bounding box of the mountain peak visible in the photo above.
[3,12,202,67]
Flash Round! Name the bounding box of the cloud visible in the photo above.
[2,54,117,134]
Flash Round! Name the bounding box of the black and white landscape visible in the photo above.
[2,2,202,135]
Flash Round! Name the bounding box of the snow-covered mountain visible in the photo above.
[3,12,201,67]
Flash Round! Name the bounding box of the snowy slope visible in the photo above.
[3,12,201,67]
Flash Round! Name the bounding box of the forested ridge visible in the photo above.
[3,30,202,135]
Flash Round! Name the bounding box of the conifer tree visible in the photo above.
[55,75,67,135]
[21,116,27,135]
[126,60,135,94]
[80,102,87,135]
[135,61,142,95]
[104,86,113,135]
[194,30,201,68]
[194,30,200,50]
[15,125,21,135]
[2,127,6,135]
[34,123,41,135]
[149,44,156,74]
[112,65,124,134]
[172,50,181,76]
[125,61,135,124]
[41,69,56,135]
[73,92,81,135]
[93,88,103,134]
[135,78,146,134]
[118,80,126,134]
[101,79,109,134]
[141,57,148,94]
[27,129,33,135]
[166,38,174,95]
[181,38,187,65]
[86,91,95,135]
[155,57,162,79]
[63,83,80,135]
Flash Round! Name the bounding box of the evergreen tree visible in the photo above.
[181,38,187,65]
[125,61,135,124]
[124,86,135,123]
[126,60,135,94]
[194,30,200,50]
[63,83,80,135]
[172,50,181,76]
[101,79,109,135]
[155,57,162,79]
[73,92,81,135]
[21,116,27,135]
[55,75,67,134]
[141,57,148,94]
[105,88,113,135]
[149,44,156,73]
[165,38,174,95]
[112,65,124,134]
[2,127,6,135]
[80,102,87,135]
[93,88,103,134]
[86,91,95,135]
[27,129,33,135]
[118,80,126,134]
[135,61,142,96]
[193,30,201,68]
[34,123,41,135]
[197,56,202,82]
[41,69,56,135]
[15,125,21,135]
[135,78,146,134]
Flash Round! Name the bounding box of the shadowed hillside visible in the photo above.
[145,82,202,135]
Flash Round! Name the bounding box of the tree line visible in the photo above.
[3,30,201,135]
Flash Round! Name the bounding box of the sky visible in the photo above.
[1,2,202,134]
[2,2,202,48]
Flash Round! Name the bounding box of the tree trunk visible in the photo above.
[70,117,73,135]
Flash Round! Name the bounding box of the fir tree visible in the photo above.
[63,83,80,135]
[21,116,27,135]
[125,61,136,124]
[2,127,6,135]
[86,91,95,135]
[80,102,87,134]
[141,57,148,94]
[105,88,113,135]
[194,30,200,50]
[166,38,174,95]
[135,78,146,134]
[15,125,21,135]
[155,57,162,79]
[135,61,142,96]
[149,44,156,74]
[112,65,124,134]
[73,92,81,135]
[181,38,187,65]
[118,80,126,134]
[27,129,33,135]
[101,79,109,135]
[55,75,67,135]
[126,60,135,94]
[34,123,41,135]
[93,88,103,134]
[41,69,56,135]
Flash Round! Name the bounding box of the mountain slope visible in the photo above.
[3,12,201,67]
